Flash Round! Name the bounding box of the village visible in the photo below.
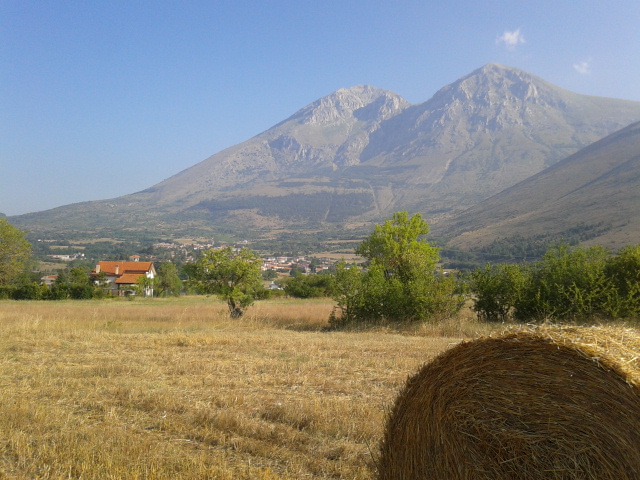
[150,241,339,275]
[40,239,345,297]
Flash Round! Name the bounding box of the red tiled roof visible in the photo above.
[92,261,154,276]
[115,273,146,285]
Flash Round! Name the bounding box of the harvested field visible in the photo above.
[0,297,482,479]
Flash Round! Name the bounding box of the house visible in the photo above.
[40,274,58,287]
[91,261,156,297]
[48,253,84,261]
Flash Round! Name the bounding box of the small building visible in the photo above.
[40,274,58,287]
[91,261,156,297]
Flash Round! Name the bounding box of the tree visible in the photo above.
[603,244,640,317]
[283,274,333,298]
[470,263,528,322]
[69,267,90,285]
[331,212,463,326]
[189,247,263,318]
[356,211,439,283]
[329,262,364,326]
[92,270,109,297]
[514,243,613,321]
[49,271,71,299]
[0,218,31,287]
[133,275,153,297]
[262,269,278,281]
[156,262,183,297]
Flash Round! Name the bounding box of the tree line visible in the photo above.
[2,215,639,326]
[470,243,640,322]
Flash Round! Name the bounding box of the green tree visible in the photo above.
[67,266,94,299]
[49,272,71,299]
[262,269,278,281]
[603,244,640,317]
[283,274,333,298]
[329,262,364,326]
[470,263,528,322]
[156,263,182,297]
[69,267,90,285]
[134,275,154,297]
[189,247,263,318]
[0,218,31,287]
[356,211,439,283]
[515,243,613,321]
[331,212,463,326]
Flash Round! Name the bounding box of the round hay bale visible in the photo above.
[378,325,640,480]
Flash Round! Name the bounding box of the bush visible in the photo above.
[329,212,464,327]
[47,283,70,300]
[283,275,333,298]
[468,243,640,323]
[602,244,640,318]
[514,244,612,321]
[470,263,528,322]
[0,286,15,299]
[69,284,95,299]
[12,282,47,300]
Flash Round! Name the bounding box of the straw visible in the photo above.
[378,325,640,479]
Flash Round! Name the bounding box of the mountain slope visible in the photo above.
[357,63,640,213]
[10,64,640,242]
[146,84,410,207]
[439,121,640,250]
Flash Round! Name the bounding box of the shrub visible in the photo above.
[12,282,47,300]
[0,285,15,299]
[602,244,640,317]
[69,284,95,299]
[514,244,613,321]
[330,212,463,327]
[283,274,333,298]
[470,263,528,322]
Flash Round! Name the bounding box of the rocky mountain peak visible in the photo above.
[430,63,566,111]
[286,85,409,126]
[10,64,640,246]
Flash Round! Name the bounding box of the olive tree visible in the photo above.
[188,246,263,318]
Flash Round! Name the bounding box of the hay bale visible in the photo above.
[378,325,640,480]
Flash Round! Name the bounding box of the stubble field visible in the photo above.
[0,297,492,479]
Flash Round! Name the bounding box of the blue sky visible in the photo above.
[2,1,639,216]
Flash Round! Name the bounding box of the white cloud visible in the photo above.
[496,29,525,50]
[573,60,591,75]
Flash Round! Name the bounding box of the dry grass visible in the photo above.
[0,297,480,479]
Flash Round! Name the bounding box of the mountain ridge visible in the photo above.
[9,63,640,248]
[437,120,640,250]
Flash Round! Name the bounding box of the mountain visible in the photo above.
[360,63,640,214]
[437,120,640,250]
[10,64,640,245]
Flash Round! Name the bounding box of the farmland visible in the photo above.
[0,297,492,479]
